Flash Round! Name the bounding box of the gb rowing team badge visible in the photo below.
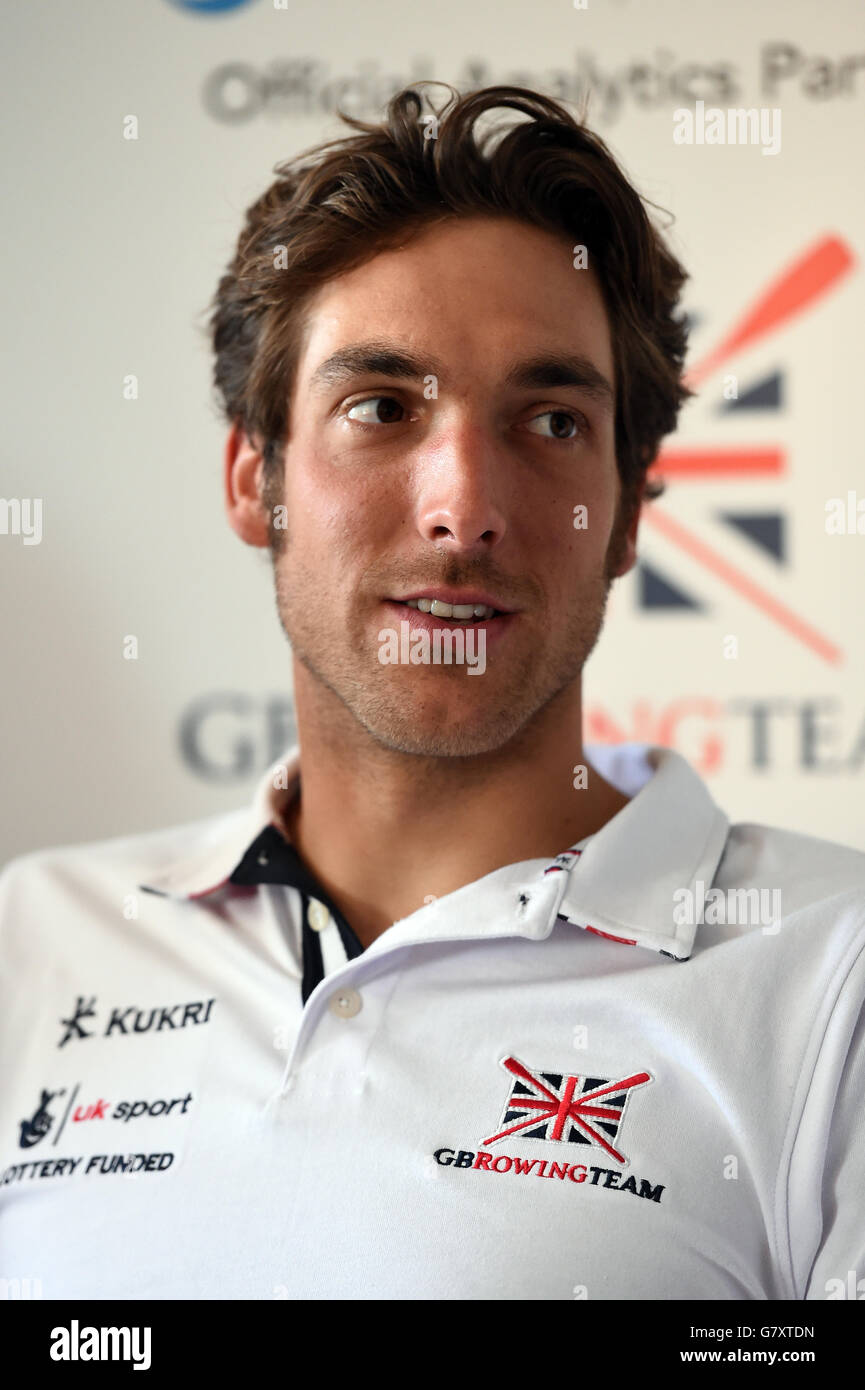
[484,1055,653,1165]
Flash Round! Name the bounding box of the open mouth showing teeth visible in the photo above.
[401,598,501,622]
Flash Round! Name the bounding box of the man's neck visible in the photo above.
[280,677,631,950]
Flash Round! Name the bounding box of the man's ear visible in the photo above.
[608,474,648,581]
[224,420,271,548]
[610,501,640,580]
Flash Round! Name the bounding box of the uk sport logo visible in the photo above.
[483,1056,652,1165]
[19,1089,64,1149]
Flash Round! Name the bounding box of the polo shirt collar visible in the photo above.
[138,751,302,903]
[555,743,730,960]
[139,741,729,962]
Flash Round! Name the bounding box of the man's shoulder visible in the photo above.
[718,815,865,923]
[0,805,253,902]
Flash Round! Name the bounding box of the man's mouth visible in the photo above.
[399,597,500,623]
[387,590,513,624]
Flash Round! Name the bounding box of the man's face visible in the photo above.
[264,214,636,757]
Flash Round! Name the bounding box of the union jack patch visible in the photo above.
[483,1055,653,1165]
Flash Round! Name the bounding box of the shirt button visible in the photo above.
[328,988,362,1019]
[308,899,330,933]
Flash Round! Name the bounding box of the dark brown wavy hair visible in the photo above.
[206,81,690,532]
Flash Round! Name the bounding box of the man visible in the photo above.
[1,82,863,1301]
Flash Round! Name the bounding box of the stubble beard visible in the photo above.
[265,482,627,761]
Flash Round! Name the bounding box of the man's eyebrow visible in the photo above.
[308,342,615,411]
[503,354,614,410]
[308,344,436,392]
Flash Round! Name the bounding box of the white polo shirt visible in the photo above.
[1,741,864,1301]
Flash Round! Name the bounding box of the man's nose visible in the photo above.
[413,418,508,551]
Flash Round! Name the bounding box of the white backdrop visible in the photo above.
[2,0,864,863]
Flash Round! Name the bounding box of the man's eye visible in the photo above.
[345,396,406,425]
[524,410,583,441]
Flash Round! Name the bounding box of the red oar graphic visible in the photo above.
[645,234,855,663]
[640,506,842,665]
[685,235,855,388]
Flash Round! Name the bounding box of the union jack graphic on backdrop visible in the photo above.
[483,1056,652,1165]
[635,234,855,666]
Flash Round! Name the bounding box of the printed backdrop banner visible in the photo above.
[2,0,864,861]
